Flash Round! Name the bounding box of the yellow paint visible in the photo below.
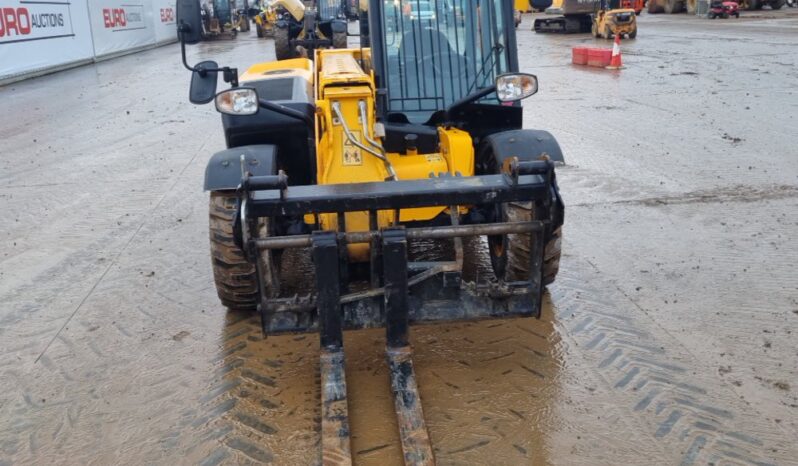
[438,127,474,177]
[239,58,313,84]
[303,49,478,261]
[515,0,530,11]
[273,0,304,21]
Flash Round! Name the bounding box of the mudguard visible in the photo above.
[204,145,277,191]
[481,129,564,166]
[478,129,565,230]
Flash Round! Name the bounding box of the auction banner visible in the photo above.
[88,0,156,57]
[152,0,176,43]
[0,1,95,80]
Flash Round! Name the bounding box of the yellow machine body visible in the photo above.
[238,57,314,83]
[274,0,305,21]
[312,49,474,261]
[253,1,278,36]
[593,8,637,38]
[546,0,597,15]
[235,49,475,262]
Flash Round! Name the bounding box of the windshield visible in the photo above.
[378,0,511,123]
[318,0,344,19]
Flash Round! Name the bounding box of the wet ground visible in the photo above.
[1,9,797,466]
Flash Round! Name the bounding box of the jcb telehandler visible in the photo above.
[272,0,348,59]
[251,0,277,38]
[593,0,637,39]
[177,0,565,462]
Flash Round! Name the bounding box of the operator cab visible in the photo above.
[371,0,521,152]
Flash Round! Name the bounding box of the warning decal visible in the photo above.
[342,131,363,166]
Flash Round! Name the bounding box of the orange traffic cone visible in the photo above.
[606,34,624,70]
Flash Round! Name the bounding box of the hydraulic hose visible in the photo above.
[331,101,398,181]
[358,100,389,158]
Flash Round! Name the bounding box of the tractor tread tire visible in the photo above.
[274,27,295,60]
[209,192,259,311]
[504,202,562,285]
[664,0,683,13]
[256,23,264,38]
[648,0,664,13]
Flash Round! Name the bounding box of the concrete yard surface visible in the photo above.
[1,9,797,466]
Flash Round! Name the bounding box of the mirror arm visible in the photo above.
[223,68,239,87]
[178,22,195,73]
[258,99,313,126]
[179,21,238,87]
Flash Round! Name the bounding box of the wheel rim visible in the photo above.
[487,203,508,279]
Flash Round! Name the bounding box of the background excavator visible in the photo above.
[534,0,639,36]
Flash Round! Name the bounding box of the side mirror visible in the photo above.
[177,0,203,44]
[496,73,539,102]
[190,61,219,104]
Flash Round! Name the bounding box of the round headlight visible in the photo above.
[496,73,539,102]
[215,88,259,115]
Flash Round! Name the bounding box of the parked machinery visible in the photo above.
[535,0,637,34]
[199,0,238,39]
[593,0,638,38]
[534,0,595,32]
[252,0,278,37]
[708,0,740,17]
[273,0,348,59]
[593,9,637,37]
[648,0,784,14]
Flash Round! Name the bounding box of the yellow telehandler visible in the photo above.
[177,0,565,461]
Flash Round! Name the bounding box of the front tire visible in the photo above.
[489,204,562,285]
[664,0,683,13]
[648,0,665,13]
[274,26,295,60]
[482,151,563,286]
[209,192,259,311]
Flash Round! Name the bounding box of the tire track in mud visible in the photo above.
[166,312,319,465]
[551,261,792,466]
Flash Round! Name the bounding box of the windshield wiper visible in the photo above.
[465,43,504,95]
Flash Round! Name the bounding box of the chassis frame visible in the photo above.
[235,157,560,342]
